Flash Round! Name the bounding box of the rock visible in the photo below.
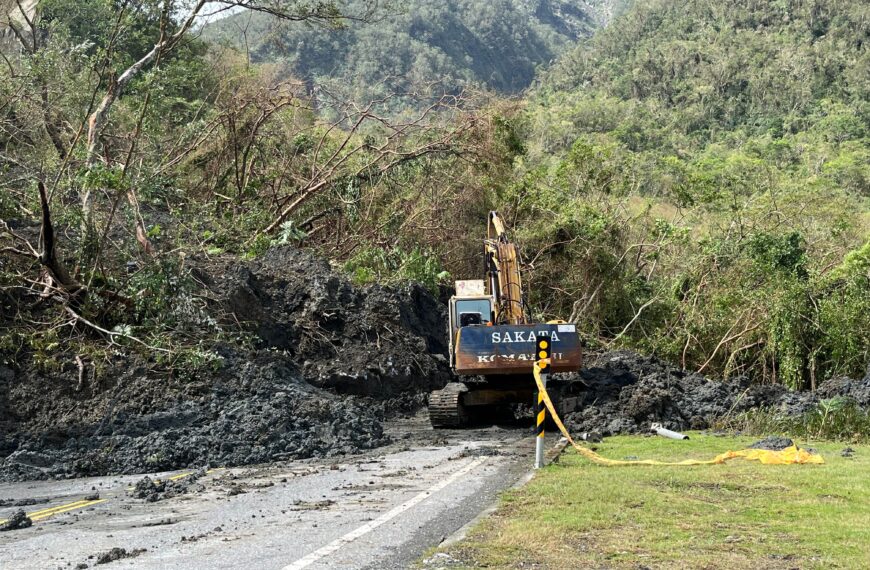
[94,547,146,565]
[132,476,166,502]
[748,437,795,451]
[0,509,32,531]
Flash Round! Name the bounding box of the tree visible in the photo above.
[81,0,383,241]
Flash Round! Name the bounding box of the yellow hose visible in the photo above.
[532,361,824,466]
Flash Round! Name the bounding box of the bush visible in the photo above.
[717,398,870,443]
[343,246,447,294]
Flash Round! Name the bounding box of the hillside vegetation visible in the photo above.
[205,0,620,105]
[501,0,870,388]
[0,0,868,392]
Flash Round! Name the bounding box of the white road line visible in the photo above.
[281,457,488,570]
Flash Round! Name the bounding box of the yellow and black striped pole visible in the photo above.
[534,333,551,469]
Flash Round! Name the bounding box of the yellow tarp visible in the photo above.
[532,361,824,466]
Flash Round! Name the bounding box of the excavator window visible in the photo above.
[460,312,482,327]
[455,299,492,327]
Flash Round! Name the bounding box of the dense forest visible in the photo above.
[0,0,868,390]
[511,0,870,388]
[205,0,622,108]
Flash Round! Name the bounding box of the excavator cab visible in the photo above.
[448,282,494,364]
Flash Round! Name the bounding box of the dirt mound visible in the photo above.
[131,471,205,503]
[558,351,866,436]
[202,246,452,396]
[815,374,870,407]
[0,246,453,482]
[1,349,398,481]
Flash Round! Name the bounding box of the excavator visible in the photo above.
[428,211,583,427]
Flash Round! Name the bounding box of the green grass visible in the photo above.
[437,435,870,569]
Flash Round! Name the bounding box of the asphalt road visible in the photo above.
[0,416,545,569]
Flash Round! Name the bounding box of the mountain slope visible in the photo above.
[536,0,868,150]
[499,0,869,388]
[205,0,621,102]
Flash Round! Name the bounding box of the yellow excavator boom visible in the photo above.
[485,211,525,325]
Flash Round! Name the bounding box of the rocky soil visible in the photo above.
[558,351,870,436]
[0,247,453,482]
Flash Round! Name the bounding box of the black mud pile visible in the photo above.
[559,351,869,436]
[0,246,453,482]
[748,437,795,451]
[202,246,452,396]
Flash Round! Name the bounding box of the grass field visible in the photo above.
[434,435,869,569]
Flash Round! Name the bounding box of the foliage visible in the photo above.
[1,0,868,390]
[205,0,616,110]
[719,398,870,444]
[344,245,447,294]
[495,0,870,385]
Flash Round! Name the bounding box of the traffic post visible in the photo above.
[534,333,550,469]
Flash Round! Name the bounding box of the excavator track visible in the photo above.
[428,384,469,428]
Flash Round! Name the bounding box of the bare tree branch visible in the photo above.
[64,306,172,353]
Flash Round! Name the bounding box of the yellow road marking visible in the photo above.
[4,468,226,524]
[125,471,192,491]
[0,498,106,525]
[30,499,105,521]
[30,499,108,521]
[25,499,93,518]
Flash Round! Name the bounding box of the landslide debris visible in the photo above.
[204,246,452,396]
[94,547,146,565]
[0,246,452,482]
[0,510,32,531]
[132,476,167,503]
[131,470,205,502]
[558,351,868,436]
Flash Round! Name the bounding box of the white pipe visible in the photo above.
[650,422,689,440]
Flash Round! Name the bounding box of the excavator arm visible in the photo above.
[485,211,526,325]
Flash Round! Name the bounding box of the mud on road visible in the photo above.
[2,245,869,483]
[0,415,533,570]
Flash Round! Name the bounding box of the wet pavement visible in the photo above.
[0,417,543,569]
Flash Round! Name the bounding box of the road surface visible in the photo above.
[0,417,548,569]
